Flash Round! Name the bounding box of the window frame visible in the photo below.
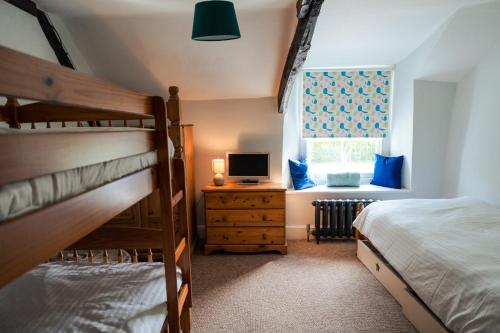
[304,137,384,184]
[299,66,395,184]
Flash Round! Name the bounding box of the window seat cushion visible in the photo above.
[326,172,361,187]
[288,159,315,190]
[371,154,404,189]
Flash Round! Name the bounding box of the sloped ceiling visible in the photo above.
[35,0,496,100]
[306,0,493,68]
[416,1,500,82]
[35,0,297,100]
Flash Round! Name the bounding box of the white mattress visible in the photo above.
[353,197,500,333]
[0,262,182,333]
[0,128,175,222]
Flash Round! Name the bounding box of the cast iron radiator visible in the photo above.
[308,199,376,244]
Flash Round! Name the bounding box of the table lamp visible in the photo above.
[212,159,225,186]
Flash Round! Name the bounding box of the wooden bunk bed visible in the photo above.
[0,46,192,332]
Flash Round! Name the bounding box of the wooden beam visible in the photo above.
[277,0,324,113]
[4,0,74,69]
[4,0,37,16]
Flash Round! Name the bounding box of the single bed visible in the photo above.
[353,197,500,333]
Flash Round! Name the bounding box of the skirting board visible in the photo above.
[197,225,307,240]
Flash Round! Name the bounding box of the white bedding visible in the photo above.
[353,197,500,333]
[0,262,182,333]
[0,128,175,222]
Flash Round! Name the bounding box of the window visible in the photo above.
[306,138,382,184]
[301,68,393,184]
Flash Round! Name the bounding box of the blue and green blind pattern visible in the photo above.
[303,70,392,138]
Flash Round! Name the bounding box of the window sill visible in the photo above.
[286,184,410,195]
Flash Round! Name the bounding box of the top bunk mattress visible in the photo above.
[353,197,500,332]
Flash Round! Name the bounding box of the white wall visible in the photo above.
[412,80,456,197]
[390,23,444,191]
[443,43,500,206]
[180,97,284,230]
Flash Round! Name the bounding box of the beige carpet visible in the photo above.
[191,240,416,333]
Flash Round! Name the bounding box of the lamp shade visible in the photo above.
[192,1,241,41]
[212,159,225,174]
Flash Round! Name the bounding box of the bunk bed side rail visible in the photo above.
[0,130,155,185]
[0,167,156,289]
[0,46,153,118]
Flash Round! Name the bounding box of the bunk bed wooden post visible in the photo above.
[153,94,183,333]
[167,86,182,159]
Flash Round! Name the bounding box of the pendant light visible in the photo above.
[192,1,241,41]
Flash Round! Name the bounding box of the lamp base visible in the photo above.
[213,173,224,186]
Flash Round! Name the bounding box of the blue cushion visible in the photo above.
[371,154,404,189]
[288,159,315,190]
[327,172,360,187]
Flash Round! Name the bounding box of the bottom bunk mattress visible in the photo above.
[353,197,500,332]
[0,262,182,333]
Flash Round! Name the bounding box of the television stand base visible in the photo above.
[239,179,260,184]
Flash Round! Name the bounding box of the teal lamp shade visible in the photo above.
[192,1,241,41]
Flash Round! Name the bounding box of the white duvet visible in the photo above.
[0,262,182,333]
[353,197,500,333]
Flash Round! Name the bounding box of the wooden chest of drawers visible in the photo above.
[202,183,287,255]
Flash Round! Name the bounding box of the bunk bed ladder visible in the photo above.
[154,89,193,333]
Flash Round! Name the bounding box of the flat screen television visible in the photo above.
[227,153,270,183]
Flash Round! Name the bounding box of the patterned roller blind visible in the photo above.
[302,70,392,138]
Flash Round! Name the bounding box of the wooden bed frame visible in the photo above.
[354,229,449,333]
[0,46,192,333]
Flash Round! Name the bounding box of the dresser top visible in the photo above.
[202,182,286,192]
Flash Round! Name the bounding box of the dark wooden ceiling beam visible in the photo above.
[4,0,74,69]
[277,0,324,113]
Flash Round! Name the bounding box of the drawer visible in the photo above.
[207,227,285,245]
[205,191,285,209]
[357,240,407,304]
[206,209,285,227]
[401,289,449,333]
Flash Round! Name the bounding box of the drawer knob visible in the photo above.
[222,234,229,240]
[375,263,380,272]
[262,215,268,221]
[262,233,267,240]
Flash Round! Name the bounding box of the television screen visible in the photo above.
[227,153,269,178]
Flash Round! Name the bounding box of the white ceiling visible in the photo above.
[34,0,497,100]
[36,1,297,100]
[306,0,493,68]
[36,0,296,17]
